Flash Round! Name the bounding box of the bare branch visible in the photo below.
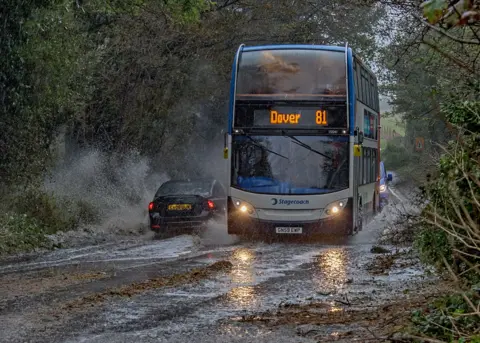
[412,13,480,45]
[418,39,479,74]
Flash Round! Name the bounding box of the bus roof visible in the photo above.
[241,44,346,52]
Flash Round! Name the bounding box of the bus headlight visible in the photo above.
[379,184,387,192]
[323,199,348,217]
[232,198,256,215]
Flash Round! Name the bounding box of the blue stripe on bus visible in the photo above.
[242,45,346,52]
[228,46,241,134]
[347,48,355,136]
[236,178,336,195]
[237,186,335,194]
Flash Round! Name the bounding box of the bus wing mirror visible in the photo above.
[358,131,364,144]
[387,173,393,182]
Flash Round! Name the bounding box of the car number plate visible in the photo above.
[275,227,302,234]
[168,204,192,211]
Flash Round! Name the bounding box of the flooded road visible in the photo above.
[0,184,442,343]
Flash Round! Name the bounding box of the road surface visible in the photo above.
[0,183,441,343]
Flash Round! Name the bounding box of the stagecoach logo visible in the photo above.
[271,198,310,206]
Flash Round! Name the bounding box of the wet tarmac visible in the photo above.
[0,183,440,343]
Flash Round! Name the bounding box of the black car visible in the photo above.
[148,178,227,233]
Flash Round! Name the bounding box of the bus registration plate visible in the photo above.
[276,227,302,234]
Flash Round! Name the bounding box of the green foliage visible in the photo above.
[0,0,210,187]
[410,292,480,342]
[417,101,480,284]
[10,188,100,234]
[381,137,410,170]
[0,187,99,256]
[86,0,147,14]
[421,0,480,26]
[414,225,451,269]
[0,0,53,185]
[442,100,480,132]
[162,0,214,23]
[0,213,52,255]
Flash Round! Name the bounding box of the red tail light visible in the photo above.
[148,202,154,211]
[207,200,215,210]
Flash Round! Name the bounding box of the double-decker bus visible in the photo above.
[223,44,380,237]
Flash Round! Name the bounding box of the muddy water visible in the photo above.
[0,184,437,343]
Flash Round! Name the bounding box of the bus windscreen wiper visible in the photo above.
[281,131,332,160]
[245,135,289,160]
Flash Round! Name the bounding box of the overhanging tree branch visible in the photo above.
[412,13,480,45]
[418,39,479,74]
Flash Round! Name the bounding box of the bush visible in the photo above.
[10,188,100,234]
[414,226,452,270]
[0,213,52,255]
[416,101,480,285]
[0,188,101,256]
[410,292,480,342]
[12,188,72,233]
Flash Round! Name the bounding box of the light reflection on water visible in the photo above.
[227,248,258,306]
[313,248,349,293]
[227,286,257,307]
[225,247,350,307]
[328,302,343,313]
[232,248,255,264]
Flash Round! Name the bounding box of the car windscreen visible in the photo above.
[155,181,212,197]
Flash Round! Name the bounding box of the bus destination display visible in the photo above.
[234,104,347,129]
[269,110,327,125]
[253,107,342,128]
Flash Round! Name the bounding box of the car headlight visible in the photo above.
[231,198,256,215]
[379,184,387,192]
[322,198,348,218]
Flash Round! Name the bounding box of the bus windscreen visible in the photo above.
[236,49,346,100]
